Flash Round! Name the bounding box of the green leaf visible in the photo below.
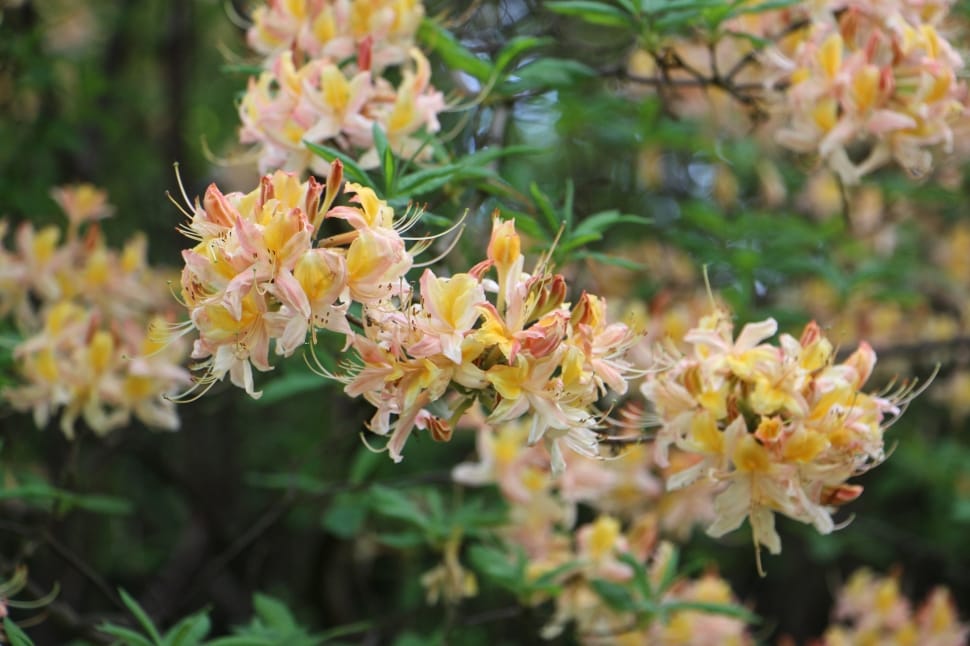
[573,211,652,238]
[303,142,375,189]
[573,250,644,271]
[377,530,427,549]
[546,1,634,28]
[317,620,372,642]
[463,144,545,166]
[348,447,383,485]
[736,0,800,15]
[371,122,395,193]
[559,232,603,254]
[468,545,525,592]
[655,546,680,595]
[98,623,155,646]
[495,36,552,74]
[590,579,636,612]
[163,611,211,646]
[394,163,493,198]
[502,58,596,92]
[3,618,35,646]
[368,486,430,530]
[246,471,331,495]
[661,600,759,624]
[563,180,575,230]
[529,183,560,233]
[417,19,493,82]
[118,589,163,646]
[321,492,368,539]
[0,483,132,516]
[253,594,297,631]
[205,638,277,646]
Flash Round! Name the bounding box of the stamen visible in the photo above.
[412,224,465,269]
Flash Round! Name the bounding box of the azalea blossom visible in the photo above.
[1,186,190,437]
[642,306,913,571]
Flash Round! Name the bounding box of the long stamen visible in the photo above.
[412,225,465,269]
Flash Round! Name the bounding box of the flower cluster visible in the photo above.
[771,0,968,183]
[248,0,424,70]
[452,415,738,642]
[169,166,400,397]
[642,307,908,570]
[332,215,641,468]
[0,185,190,437]
[239,0,444,175]
[820,568,968,646]
[171,170,641,467]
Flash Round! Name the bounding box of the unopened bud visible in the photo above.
[487,216,520,270]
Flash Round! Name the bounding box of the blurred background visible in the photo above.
[1,1,968,644]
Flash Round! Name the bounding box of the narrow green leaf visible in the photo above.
[371,123,395,193]
[546,1,634,28]
[559,232,603,254]
[417,19,493,82]
[572,210,651,238]
[563,180,575,230]
[348,447,383,485]
[119,589,163,646]
[98,624,155,646]
[246,471,319,493]
[395,164,493,197]
[656,546,680,595]
[661,600,760,624]
[529,183,560,233]
[205,637,276,646]
[495,36,552,74]
[590,579,636,612]
[617,552,653,600]
[4,618,35,646]
[463,144,545,166]
[303,142,375,189]
[736,0,800,14]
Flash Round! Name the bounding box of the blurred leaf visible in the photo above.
[417,19,493,81]
[118,589,163,645]
[368,486,430,530]
[468,544,525,592]
[372,122,395,193]
[3,618,35,646]
[304,142,375,189]
[590,579,636,612]
[502,58,596,92]
[574,250,645,271]
[253,594,297,631]
[661,600,760,624]
[163,611,211,646]
[546,1,634,27]
[322,492,368,539]
[99,624,155,646]
[0,483,132,516]
[495,36,553,74]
